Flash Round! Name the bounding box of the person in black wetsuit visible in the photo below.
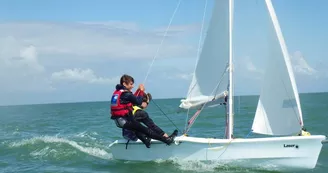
[110,74,175,147]
[122,93,178,148]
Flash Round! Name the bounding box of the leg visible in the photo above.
[141,116,166,136]
[123,119,174,145]
[122,128,138,141]
[135,110,166,136]
[135,111,178,139]
[135,131,151,148]
[113,117,151,148]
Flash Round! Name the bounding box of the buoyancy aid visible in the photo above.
[132,105,142,115]
[110,89,133,117]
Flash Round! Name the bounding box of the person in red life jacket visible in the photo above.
[110,74,175,147]
[122,93,178,148]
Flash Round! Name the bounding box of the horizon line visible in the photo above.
[0,91,326,107]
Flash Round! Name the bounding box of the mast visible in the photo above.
[227,0,234,139]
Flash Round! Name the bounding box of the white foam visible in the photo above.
[168,158,265,172]
[10,135,112,160]
[171,159,221,172]
[30,146,57,157]
[75,131,97,140]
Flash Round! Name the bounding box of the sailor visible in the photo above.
[122,92,178,148]
[110,74,175,147]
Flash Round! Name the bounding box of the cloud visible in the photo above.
[145,59,195,82]
[243,56,262,73]
[234,56,263,82]
[175,73,194,80]
[153,23,201,37]
[230,51,324,95]
[79,21,140,31]
[0,22,198,61]
[290,51,318,76]
[165,72,193,81]
[0,21,198,102]
[236,51,320,79]
[0,20,325,104]
[0,41,53,92]
[0,40,44,74]
[51,68,119,84]
[18,45,45,72]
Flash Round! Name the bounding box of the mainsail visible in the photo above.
[179,0,230,110]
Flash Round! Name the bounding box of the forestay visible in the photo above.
[179,0,230,110]
[251,0,303,136]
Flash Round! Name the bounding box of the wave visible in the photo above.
[8,135,112,160]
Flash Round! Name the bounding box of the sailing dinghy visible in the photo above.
[109,0,327,171]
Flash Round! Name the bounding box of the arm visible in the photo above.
[134,84,145,97]
[121,92,144,106]
[134,88,145,97]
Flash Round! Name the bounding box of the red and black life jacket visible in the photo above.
[110,89,132,117]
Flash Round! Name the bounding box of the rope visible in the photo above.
[147,107,186,115]
[185,0,208,99]
[151,99,183,134]
[184,63,229,134]
[205,138,234,160]
[184,108,191,133]
[139,0,182,134]
[245,130,252,138]
[142,0,182,85]
[184,0,208,133]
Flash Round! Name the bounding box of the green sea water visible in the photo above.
[1,92,327,173]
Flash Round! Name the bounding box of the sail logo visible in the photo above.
[283,144,299,149]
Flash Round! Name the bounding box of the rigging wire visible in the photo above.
[184,0,209,133]
[140,0,183,132]
[142,0,183,85]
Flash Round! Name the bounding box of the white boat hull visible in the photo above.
[109,135,326,171]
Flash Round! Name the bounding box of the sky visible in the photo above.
[0,0,327,106]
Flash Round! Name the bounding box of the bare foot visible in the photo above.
[163,133,169,137]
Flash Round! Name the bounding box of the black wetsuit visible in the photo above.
[134,109,165,136]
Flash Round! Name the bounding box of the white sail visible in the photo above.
[251,0,303,136]
[179,0,230,110]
